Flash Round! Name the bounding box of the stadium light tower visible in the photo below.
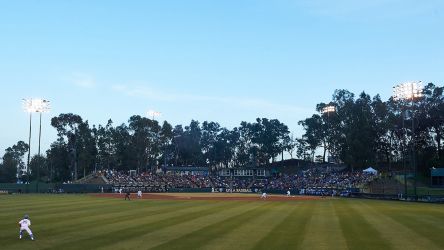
[147,109,162,172]
[393,81,423,199]
[22,99,36,178]
[321,105,336,114]
[147,110,161,120]
[22,98,50,189]
[321,105,336,163]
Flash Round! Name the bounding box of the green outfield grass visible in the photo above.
[0,194,443,250]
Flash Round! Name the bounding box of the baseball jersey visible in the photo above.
[19,219,31,229]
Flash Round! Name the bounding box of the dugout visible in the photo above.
[431,168,444,187]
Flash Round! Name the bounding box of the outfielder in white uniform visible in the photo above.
[260,192,268,199]
[137,190,142,198]
[287,190,291,197]
[18,214,34,240]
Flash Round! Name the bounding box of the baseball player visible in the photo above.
[260,192,268,199]
[18,214,34,240]
[287,190,291,197]
[137,190,142,198]
[125,191,131,200]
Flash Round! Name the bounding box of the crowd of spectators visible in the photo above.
[100,167,376,193]
[251,168,376,191]
[103,170,136,185]
[102,170,212,189]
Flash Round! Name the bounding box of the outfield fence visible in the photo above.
[0,182,54,193]
[350,192,444,203]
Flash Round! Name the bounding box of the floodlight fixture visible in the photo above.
[22,98,51,113]
[22,98,51,189]
[392,81,423,200]
[393,81,424,101]
[321,105,336,114]
[148,110,162,120]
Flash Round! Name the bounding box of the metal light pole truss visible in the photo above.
[321,105,336,163]
[392,81,423,199]
[147,110,162,120]
[22,98,51,189]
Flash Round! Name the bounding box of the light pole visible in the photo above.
[147,110,161,172]
[22,98,50,191]
[147,110,161,121]
[22,99,34,184]
[393,81,423,199]
[321,105,336,163]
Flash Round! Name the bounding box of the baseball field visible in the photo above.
[1,193,443,250]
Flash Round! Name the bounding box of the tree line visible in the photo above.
[0,116,292,182]
[1,82,443,183]
[299,82,444,175]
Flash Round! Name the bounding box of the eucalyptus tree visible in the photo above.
[158,121,174,168]
[420,83,444,161]
[171,125,185,166]
[46,139,70,182]
[29,154,48,182]
[285,134,297,159]
[257,118,282,163]
[183,120,203,165]
[295,138,311,161]
[348,92,377,169]
[112,123,133,170]
[371,95,396,169]
[201,121,221,167]
[76,121,97,178]
[298,115,323,162]
[220,128,240,168]
[235,121,254,167]
[411,83,444,172]
[50,113,83,180]
[95,119,116,170]
[128,115,161,172]
[0,141,29,182]
[331,89,355,166]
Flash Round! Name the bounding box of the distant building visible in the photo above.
[217,168,270,177]
[431,168,444,187]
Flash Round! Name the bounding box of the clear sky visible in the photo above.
[1,0,443,157]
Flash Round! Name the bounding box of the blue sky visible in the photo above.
[1,0,443,157]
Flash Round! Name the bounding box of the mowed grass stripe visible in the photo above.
[0,198,122,222]
[370,202,444,248]
[0,195,111,214]
[333,200,390,250]
[0,197,123,239]
[1,199,224,249]
[300,200,347,250]
[352,200,441,250]
[3,195,444,250]
[38,198,200,226]
[150,202,278,250]
[47,201,243,250]
[0,197,160,230]
[201,202,297,250]
[104,201,269,250]
[0,199,126,222]
[0,195,86,207]
[252,201,315,250]
[0,194,102,206]
[38,200,202,236]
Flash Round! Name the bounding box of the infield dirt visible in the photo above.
[94,192,325,201]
